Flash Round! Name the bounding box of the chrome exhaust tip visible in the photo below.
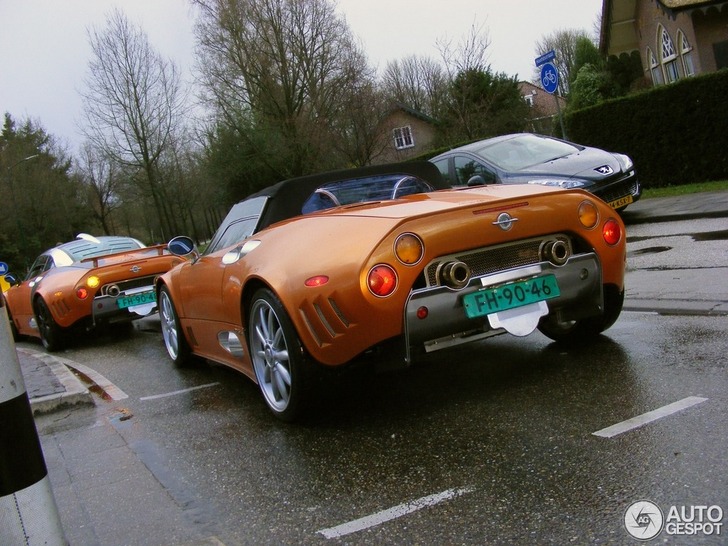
[438,260,471,289]
[541,239,570,266]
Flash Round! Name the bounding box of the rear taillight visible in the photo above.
[367,265,397,297]
[603,219,621,245]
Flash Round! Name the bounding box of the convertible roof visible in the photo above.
[250,161,447,229]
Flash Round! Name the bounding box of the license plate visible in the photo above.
[608,194,633,209]
[463,275,560,318]
[117,290,156,309]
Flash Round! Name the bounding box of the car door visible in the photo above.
[5,254,51,335]
[452,154,497,186]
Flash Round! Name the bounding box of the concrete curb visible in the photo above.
[18,348,94,415]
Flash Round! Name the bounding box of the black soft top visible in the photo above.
[249,161,447,230]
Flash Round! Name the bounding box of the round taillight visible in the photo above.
[603,218,622,245]
[87,275,100,288]
[394,233,424,265]
[367,265,397,297]
[76,287,89,300]
[578,200,599,229]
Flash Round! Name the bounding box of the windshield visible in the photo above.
[206,196,267,254]
[302,174,434,213]
[473,134,580,171]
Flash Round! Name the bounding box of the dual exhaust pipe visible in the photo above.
[436,238,571,289]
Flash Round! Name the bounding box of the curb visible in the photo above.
[17,348,94,415]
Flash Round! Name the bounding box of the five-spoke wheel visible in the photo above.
[159,286,192,366]
[249,288,306,421]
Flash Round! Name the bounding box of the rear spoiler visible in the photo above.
[80,243,169,268]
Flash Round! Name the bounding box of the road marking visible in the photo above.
[317,486,475,539]
[592,396,708,438]
[140,382,220,401]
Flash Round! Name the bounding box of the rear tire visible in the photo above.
[248,288,309,422]
[159,286,193,366]
[538,286,624,344]
[34,298,65,352]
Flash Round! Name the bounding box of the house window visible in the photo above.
[648,48,663,85]
[393,126,414,150]
[659,26,680,83]
[678,31,695,77]
[524,94,534,107]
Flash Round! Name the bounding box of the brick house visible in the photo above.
[600,0,728,86]
[373,104,438,165]
[519,81,567,135]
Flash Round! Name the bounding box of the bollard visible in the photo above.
[0,297,66,545]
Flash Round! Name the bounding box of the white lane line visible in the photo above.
[317,486,475,539]
[593,396,708,438]
[140,382,220,401]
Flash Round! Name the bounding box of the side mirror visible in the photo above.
[4,273,18,286]
[467,175,486,187]
[167,236,198,258]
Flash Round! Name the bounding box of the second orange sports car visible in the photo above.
[3,234,185,351]
[157,161,626,421]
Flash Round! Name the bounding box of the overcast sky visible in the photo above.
[0,0,602,154]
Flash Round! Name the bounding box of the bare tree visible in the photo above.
[534,29,595,95]
[381,55,448,118]
[437,21,492,78]
[76,143,124,235]
[193,0,375,179]
[80,8,187,239]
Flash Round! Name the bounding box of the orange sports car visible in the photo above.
[158,162,626,421]
[3,234,185,351]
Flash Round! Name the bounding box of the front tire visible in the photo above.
[538,286,624,344]
[159,286,193,366]
[248,288,308,422]
[34,298,65,352]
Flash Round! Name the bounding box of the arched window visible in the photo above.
[678,30,695,77]
[647,47,663,86]
[659,25,680,83]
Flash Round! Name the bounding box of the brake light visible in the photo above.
[603,219,621,245]
[76,287,89,299]
[367,265,397,297]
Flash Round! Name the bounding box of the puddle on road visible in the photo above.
[628,245,672,256]
[627,229,728,244]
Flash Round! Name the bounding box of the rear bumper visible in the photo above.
[404,253,603,361]
[92,286,157,323]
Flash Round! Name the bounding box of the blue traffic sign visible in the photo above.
[535,50,556,67]
[0,262,8,275]
[540,62,559,94]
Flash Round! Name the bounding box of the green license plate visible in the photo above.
[117,290,156,309]
[463,275,560,318]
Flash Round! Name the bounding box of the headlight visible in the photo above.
[614,153,634,172]
[528,179,586,189]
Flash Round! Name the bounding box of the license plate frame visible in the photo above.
[117,290,157,309]
[463,275,560,318]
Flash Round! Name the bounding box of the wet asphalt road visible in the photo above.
[28,216,728,546]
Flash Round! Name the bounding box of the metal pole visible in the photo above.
[0,298,67,545]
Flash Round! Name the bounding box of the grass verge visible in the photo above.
[642,180,728,199]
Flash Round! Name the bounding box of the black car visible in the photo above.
[430,133,641,211]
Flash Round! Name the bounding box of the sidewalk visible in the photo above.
[12,190,728,415]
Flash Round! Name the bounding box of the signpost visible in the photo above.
[534,51,567,139]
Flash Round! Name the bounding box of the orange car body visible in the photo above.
[4,235,185,349]
[159,162,626,387]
